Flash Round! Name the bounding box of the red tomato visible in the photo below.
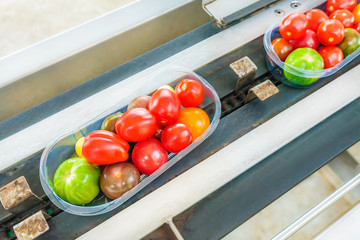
[354,4,360,23]
[290,29,319,50]
[354,22,360,33]
[271,38,293,61]
[317,19,345,45]
[317,46,344,68]
[280,13,309,40]
[177,108,210,142]
[132,138,168,175]
[149,88,181,126]
[305,9,329,31]
[330,9,355,27]
[115,108,157,142]
[161,123,192,153]
[326,0,357,15]
[82,130,130,165]
[175,79,204,108]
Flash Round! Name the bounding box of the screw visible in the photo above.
[291,1,301,8]
[274,9,285,16]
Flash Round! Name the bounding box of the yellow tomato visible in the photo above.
[75,137,85,158]
[158,85,175,93]
[177,108,210,142]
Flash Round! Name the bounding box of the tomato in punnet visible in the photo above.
[354,4,360,23]
[82,130,130,165]
[305,9,329,31]
[280,12,309,40]
[75,137,85,158]
[158,85,176,93]
[149,88,181,126]
[290,29,319,50]
[284,48,324,86]
[100,112,123,133]
[317,46,344,68]
[330,9,355,28]
[326,0,357,15]
[271,38,293,61]
[175,79,204,108]
[53,158,100,205]
[177,108,210,142]
[115,108,157,142]
[354,22,360,33]
[152,124,164,140]
[127,96,151,111]
[161,123,192,153]
[317,19,345,46]
[132,138,168,175]
[100,162,140,199]
[337,28,360,57]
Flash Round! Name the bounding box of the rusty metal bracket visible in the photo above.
[246,80,279,102]
[0,176,43,215]
[13,210,50,240]
[230,56,257,91]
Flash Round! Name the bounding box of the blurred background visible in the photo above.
[0,0,134,58]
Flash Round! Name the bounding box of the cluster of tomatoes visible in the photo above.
[272,0,360,69]
[53,79,210,205]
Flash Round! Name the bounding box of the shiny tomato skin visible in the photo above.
[82,130,130,165]
[132,138,168,175]
[354,4,360,23]
[177,108,210,142]
[317,19,345,45]
[326,0,357,15]
[161,123,192,153]
[290,29,319,50]
[175,79,204,108]
[330,9,355,27]
[354,22,360,33]
[100,162,140,199]
[317,46,344,68]
[149,88,181,126]
[280,12,309,40]
[271,38,293,61]
[115,108,157,142]
[305,9,329,31]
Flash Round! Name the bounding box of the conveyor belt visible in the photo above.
[1,32,359,239]
[1,0,359,239]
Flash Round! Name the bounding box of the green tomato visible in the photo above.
[53,158,100,205]
[337,28,360,58]
[100,112,122,133]
[284,48,324,86]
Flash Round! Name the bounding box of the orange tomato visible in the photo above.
[354,4,360,23]
[177,108,210,142]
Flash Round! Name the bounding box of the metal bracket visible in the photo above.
[246,80,279,102]
[202,0,281,27]
[230,56,257,90]
[13,210,50,240]
[0,176,43,214]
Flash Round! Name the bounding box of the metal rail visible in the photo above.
[272,172,360,240]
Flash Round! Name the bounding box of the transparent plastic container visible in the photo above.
[264,25,360,88]
[39,67,221,216]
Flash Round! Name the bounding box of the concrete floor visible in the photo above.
[0,0,134,58]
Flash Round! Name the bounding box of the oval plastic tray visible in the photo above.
[39,67,221,216]
[264,24,360,88]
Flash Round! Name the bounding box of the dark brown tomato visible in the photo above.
[100,162,140,199]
